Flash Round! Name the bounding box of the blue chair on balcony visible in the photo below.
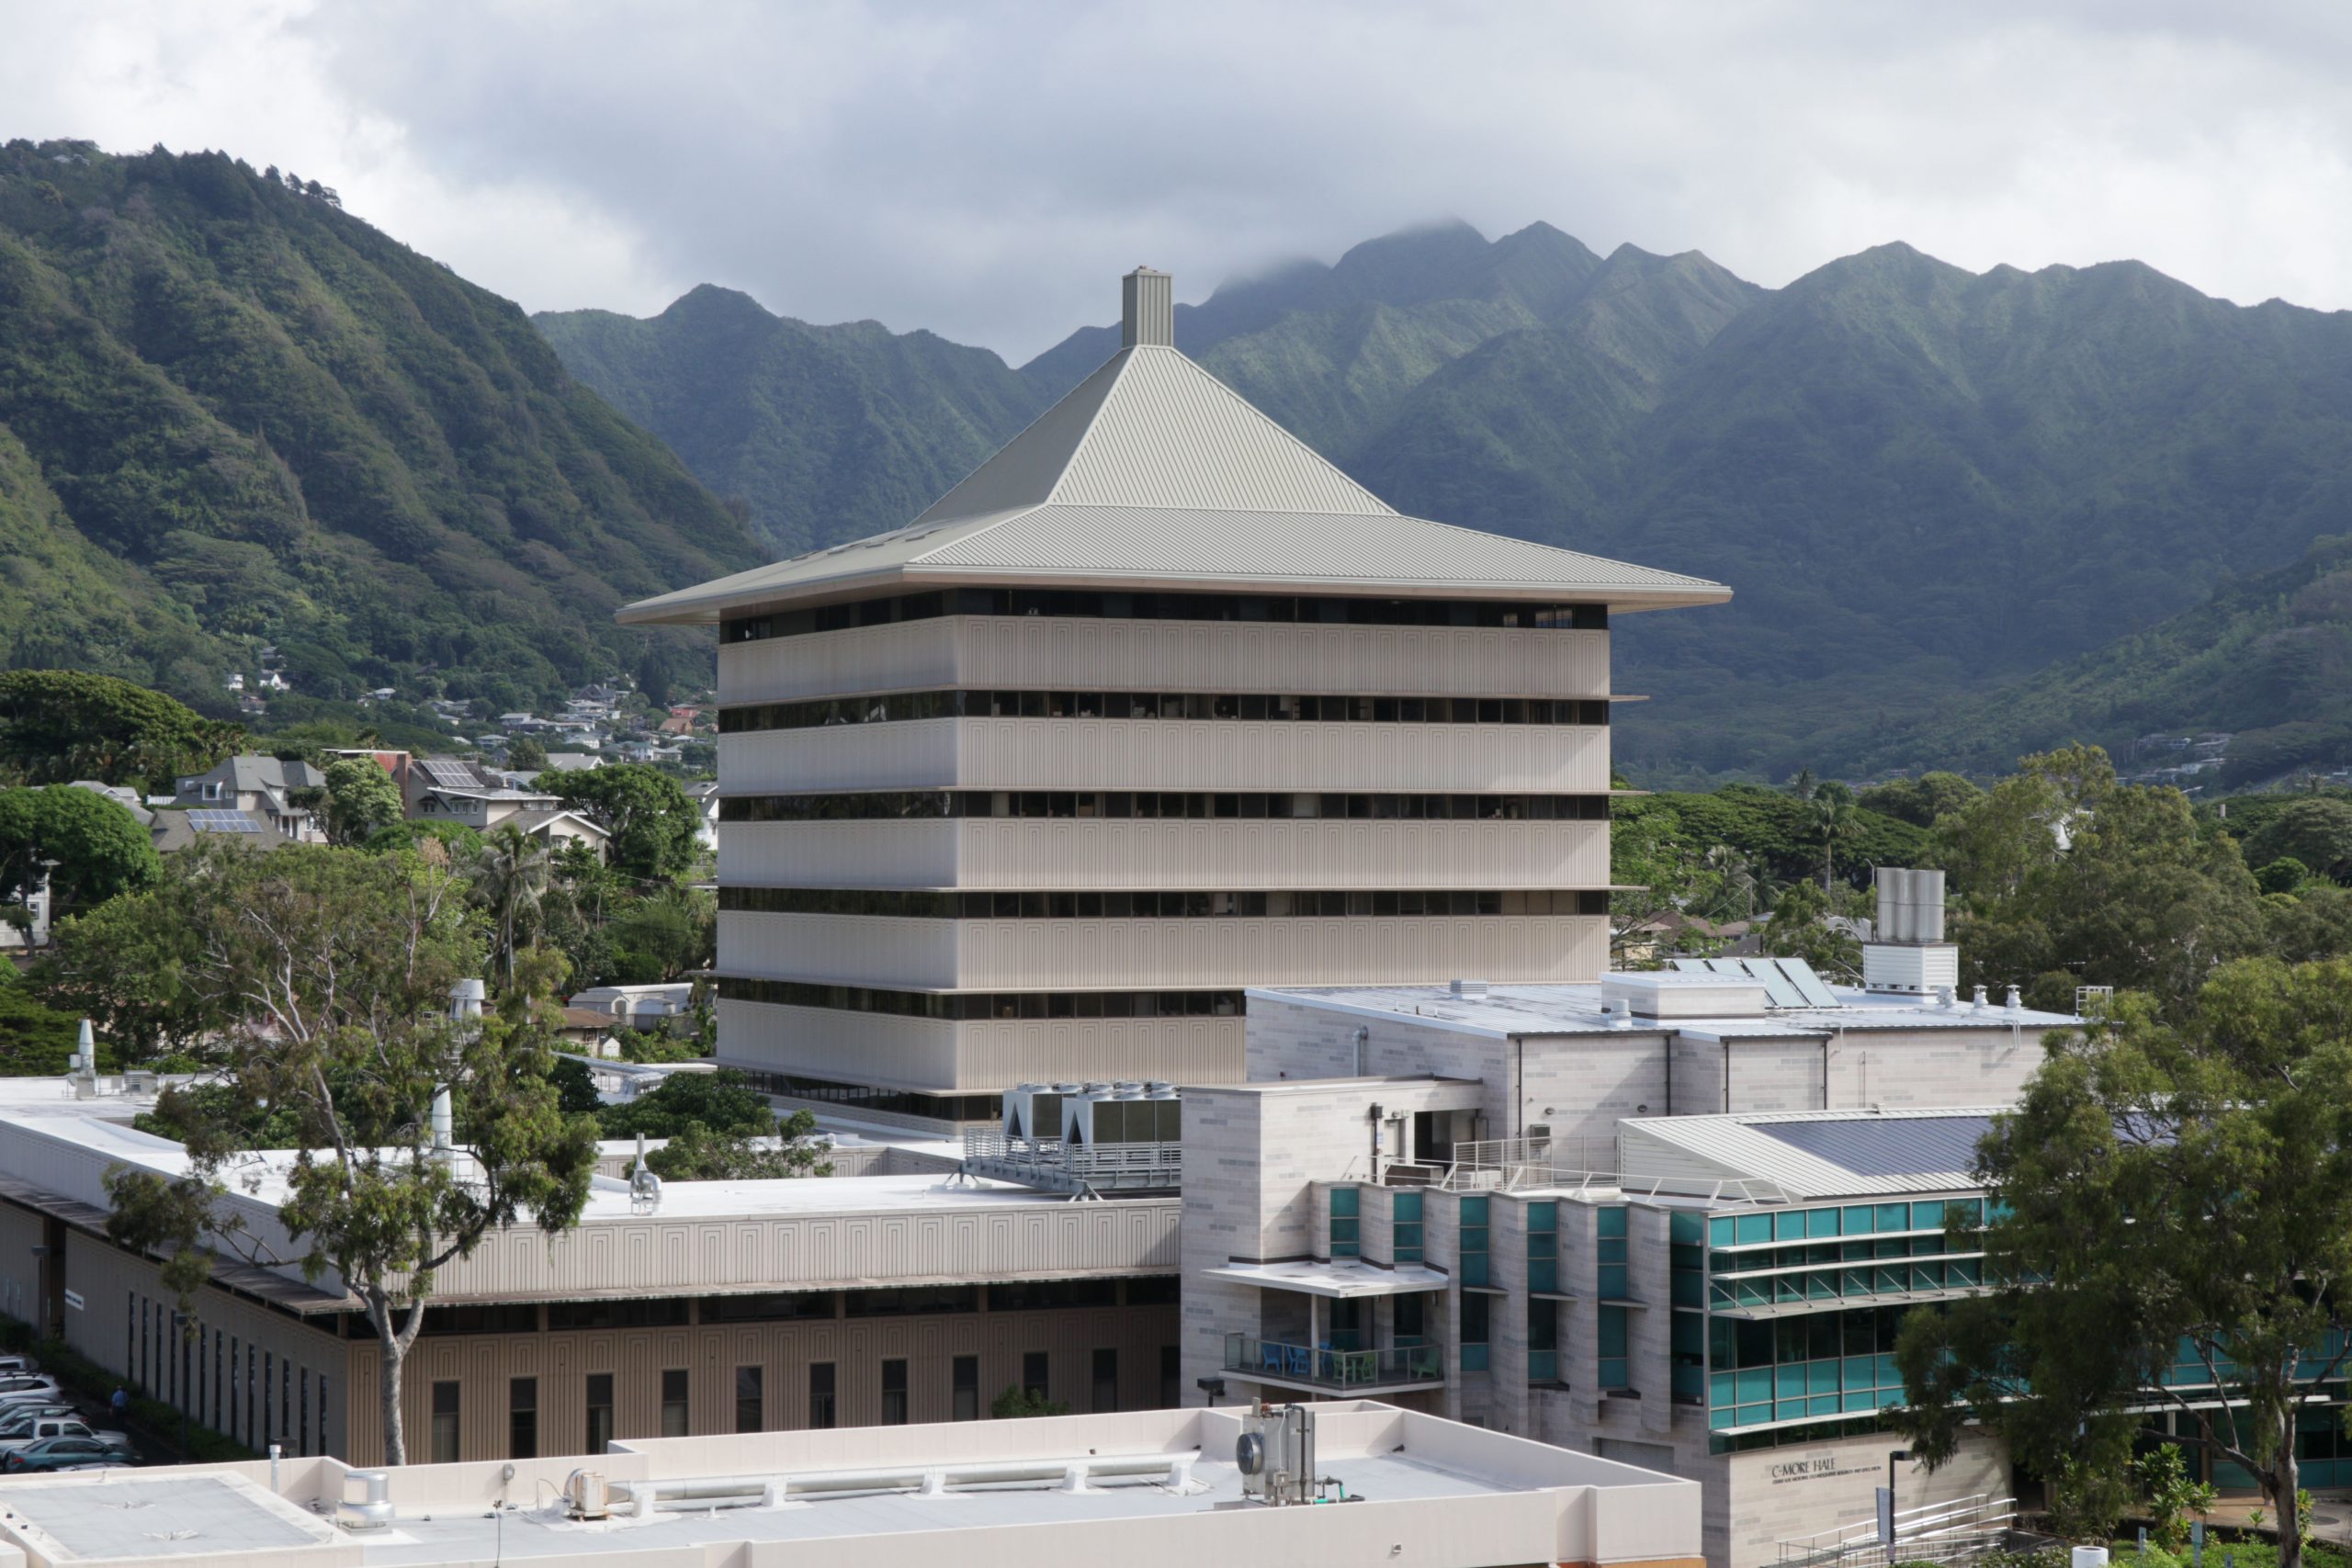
[1284,1343,1312,1380]
[1260,1341,1284,1377]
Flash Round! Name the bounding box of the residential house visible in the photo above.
[170,756,329,841]
[404,757,610,854]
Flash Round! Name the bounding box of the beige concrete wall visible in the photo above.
[718,617,1611,705]
[716,1000,1245,1090]
[721,719,1609,794]
[423,1193,1180,1301]
[1721,1427,2007,1568]
[60,1226,351,1459]
[722,817,1609,890]
[351,1297,1179,1469]
[722,910,1607,989]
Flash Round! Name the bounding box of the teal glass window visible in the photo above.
[1527,1201,1558,1294]
[1460,1291,1490,1372]
[1329,1187,1359,1258]
[1670,1210,1703,1308]
[1459,1196,1490,1289]
[1671,1310,1704,1402]
[1597,1206,1629,1299]
[1599,1303,1630,1389]
[1393,1191,1424,1264]
[1529,1300,1559,1384]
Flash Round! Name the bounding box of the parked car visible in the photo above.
[0,1417,129,1454]
[0,1356,39,1378]
[0,1375,64,1406]
[0,1402,77,1433]
[2,1435,141,1472]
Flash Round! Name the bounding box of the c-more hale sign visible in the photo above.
[1766,1453,1882,1485]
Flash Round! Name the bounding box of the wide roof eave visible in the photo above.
[618,560,1730,626]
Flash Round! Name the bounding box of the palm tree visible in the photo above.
[470,823,552,984]
[1813,784,1857,894]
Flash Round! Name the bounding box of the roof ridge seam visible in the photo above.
[1035,345,1137,510]
[1121,345,1400,517]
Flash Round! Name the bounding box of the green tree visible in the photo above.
[0,965,88,1076]
[364,819,484,859]
[38,881,217,1060]
[2244,798,2352,884]
[469,824,553,985]
[98,842,600,1465]
[537,763,698,881]
[0,784,162,913]
[0,671,240,787]
[1811,780,1858,892]
[598,1067,776,1141]
[1937,747,2267,1010]
[319,757,404,845]
[2255,856,2316,897]
[1894,959,2352,1568]
[1758,879,1861,979]
[643,1111,831,1181]
[991,1385,1070,1419]
[504,737,548,773]
[549,1055,603,1117]
[605,885,715,982]
[1858,772,1984,830]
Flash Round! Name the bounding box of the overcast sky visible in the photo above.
[9,1,2351,363]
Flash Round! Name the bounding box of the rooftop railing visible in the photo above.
[959,1131,1182,1194]
[1776,1493,2018,1568]
[1222,1334,1443,1392]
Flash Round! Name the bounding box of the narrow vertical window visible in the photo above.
[509,1377,537,1459]
[1091,1348,1118,1413]
[661,1369,690,1437]
[808,1363,836,1429]
[431,1381,460,1463]
[735,1366,763,1434]
[880,1359,909,1425]
[584,1372,614,1452]
[951,1356,978,1421]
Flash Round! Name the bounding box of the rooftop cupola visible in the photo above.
[1121,266,1174,347]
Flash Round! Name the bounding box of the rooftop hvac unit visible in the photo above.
[1062,1086,1182,1146]
[1002,1084,1075,1142]
[1238,1404,1343,1506]
[1871,866,1948,944]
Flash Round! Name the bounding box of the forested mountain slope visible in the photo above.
[0,140,763,715]
[542,220,2352,780]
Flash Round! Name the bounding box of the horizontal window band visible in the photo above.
[717,976,1247,1021]
[718,791,1612,823]
[719,691,1610,732]
[723,589,1607,643]
[719,887,1611,918]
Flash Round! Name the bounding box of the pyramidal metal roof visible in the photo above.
[619,269,1730,625]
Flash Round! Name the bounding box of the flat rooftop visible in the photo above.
[1619,1105,2011,1200]
[1257,976,2080,1041]
[0,1405,1701,1568]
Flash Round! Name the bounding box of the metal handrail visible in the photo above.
[1222,1333,1443,1391]
[1776,1493,2017,1568]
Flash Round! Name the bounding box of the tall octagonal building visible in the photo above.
[620,269,1730,1123]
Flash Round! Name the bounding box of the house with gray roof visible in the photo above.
[169,755,328,841]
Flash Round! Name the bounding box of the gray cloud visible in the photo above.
[10,0,2352,360]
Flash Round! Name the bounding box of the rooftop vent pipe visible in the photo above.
[1122,267,1174,348]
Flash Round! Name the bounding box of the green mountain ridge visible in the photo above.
[0,139,763,716]
[1884,533,2352,788]
[547,218,2352,780]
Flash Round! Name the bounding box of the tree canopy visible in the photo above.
[0,784,161,912]
[535,762,699,881]
[319,756,403,844]
[96,842,599,1464]
[1894,957,2352,1566]
[0,671,239,787]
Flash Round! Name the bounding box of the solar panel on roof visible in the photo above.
[1774,956,1842,1009]
[188,810,263,833]
[1736,958,1807,1009]
[1669,959,1710,973]
[1752,1116,1995,1179]
[423,759,476,788]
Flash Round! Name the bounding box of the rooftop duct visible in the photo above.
[1121,267,1174,348]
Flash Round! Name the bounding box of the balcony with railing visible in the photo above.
[1223,1334,1445,1394]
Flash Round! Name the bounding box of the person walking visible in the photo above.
[109,1386,128,1425]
